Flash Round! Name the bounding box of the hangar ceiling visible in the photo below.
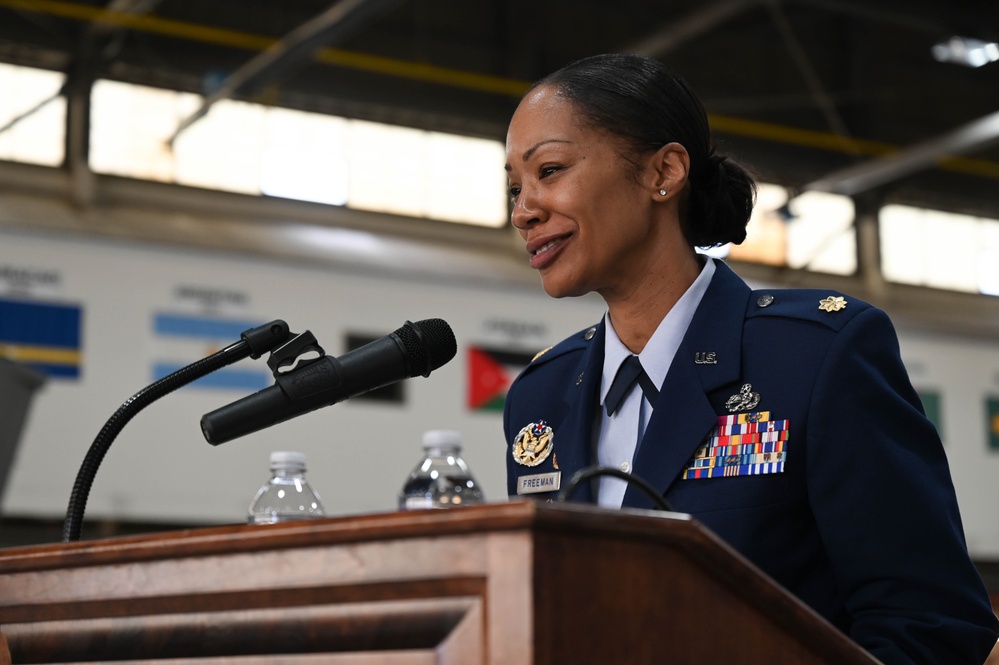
[1,0,998,217]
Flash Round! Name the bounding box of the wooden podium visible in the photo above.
[0,501,879,664]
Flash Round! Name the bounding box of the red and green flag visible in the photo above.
[467,346,536,412]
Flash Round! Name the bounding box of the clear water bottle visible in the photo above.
[248,451,326,524]
[398,430,485,510]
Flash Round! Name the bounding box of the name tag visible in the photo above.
[517,472,561,495]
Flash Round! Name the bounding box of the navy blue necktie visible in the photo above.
[605,355,659,417]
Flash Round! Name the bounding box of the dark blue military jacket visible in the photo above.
[503,259,998,665]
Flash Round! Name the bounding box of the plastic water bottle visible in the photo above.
[248,451,326,524]
[398,430,485,510]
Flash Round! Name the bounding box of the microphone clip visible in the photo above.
[267,330,326,374]
[265,330,337,403]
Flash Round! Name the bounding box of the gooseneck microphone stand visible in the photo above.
[62,320,294,542]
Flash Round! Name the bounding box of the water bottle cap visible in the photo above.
[422,429,461,450]
[269,450,307,471]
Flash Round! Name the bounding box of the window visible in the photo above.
[720,184,856,275]
[0,63,65,167]
[881,205,999,294]
[88,79,507,227]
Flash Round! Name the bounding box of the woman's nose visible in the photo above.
[510,191,545,230]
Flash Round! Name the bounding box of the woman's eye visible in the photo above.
[540,165,561,178]
[508,185,521,199]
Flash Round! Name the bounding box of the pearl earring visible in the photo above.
[659,189,668,196]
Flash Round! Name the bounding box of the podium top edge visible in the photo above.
[0,501,705,573]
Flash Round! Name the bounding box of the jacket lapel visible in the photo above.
[551,323,605,504]
[623,260,751,509]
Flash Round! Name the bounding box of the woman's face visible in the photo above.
[505,85,675,300]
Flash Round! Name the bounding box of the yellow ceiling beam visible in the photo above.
[2,0,998,180]
[0,0,528,96]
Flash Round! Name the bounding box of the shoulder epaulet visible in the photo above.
[527,323,600,366]
[747,288,872,330]
[532,346,552,362]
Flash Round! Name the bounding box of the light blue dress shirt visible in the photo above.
[596,258,715,507]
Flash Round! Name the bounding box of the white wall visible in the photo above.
[895,332,999,557]
[0,226,604,526]
[2,225,998,560]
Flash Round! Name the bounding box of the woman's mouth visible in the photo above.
[533,240,558,255]
[528,235,568,270]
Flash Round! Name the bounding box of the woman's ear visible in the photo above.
[650,142,690,200]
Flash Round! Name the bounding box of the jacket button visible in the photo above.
[757,294,775,308]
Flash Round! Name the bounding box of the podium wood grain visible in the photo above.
[0,501,880,664]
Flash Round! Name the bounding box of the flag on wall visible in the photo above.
[916,389,942,439]
[0,297,83,379]
[987,397,999,452]
[467,346,536,412]
[152,313,272,390]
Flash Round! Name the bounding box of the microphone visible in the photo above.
[201,318,456,445]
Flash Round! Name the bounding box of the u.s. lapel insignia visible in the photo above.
[695,352,717,365]
[818,295,847,312]
[725,383,761,412]
[513,420,554,467]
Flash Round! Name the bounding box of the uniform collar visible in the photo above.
[600,257,716,405]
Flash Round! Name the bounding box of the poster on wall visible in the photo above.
[0,297,83,379]
[151,312,272,390]
[345,332,405,404]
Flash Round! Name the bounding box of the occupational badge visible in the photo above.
[725,383,761,412]
[512,420,554,467]
[818,295,847,312]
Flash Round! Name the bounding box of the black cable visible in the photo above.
[556,465,674,512]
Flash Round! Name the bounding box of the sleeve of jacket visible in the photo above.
[807,306,998,664]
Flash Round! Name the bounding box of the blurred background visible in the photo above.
[0,0,998,594]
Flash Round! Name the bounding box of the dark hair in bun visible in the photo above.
[533,53,757,247]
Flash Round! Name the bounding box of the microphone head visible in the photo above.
[396,318,457,377]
